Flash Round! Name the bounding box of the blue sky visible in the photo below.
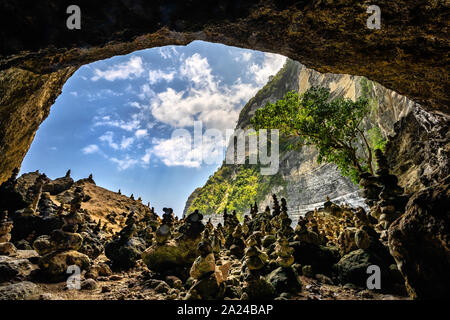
[20,41,286,216]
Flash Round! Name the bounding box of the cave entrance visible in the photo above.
[19,40,287,217]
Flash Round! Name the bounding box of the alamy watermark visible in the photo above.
[366,265,381,289]
[66,265,81,290]
[367,5,381,30]
[66,5,81,30]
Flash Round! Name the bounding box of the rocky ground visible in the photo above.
[0,252,406,301]
[0,158,416,301]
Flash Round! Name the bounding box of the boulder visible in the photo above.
[388,178,450,299]
[38,250,90,282]
[85,263,112,279]
[105,237,145,270]
[0,255,35,282]
[334,248,399,290]
[243,276,275,300]
[142,238,201,274]
[81,278,98,290]
[0,281,41,300]
[291,241,340,275]
[266,266,302,295]
[186,272,225,300]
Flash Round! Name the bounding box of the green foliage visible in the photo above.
[360,77,379,120]
[186,164,287,218]
[251,87,373,184]
[367,126,386,152]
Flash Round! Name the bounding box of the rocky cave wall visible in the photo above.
[0,0,449,183]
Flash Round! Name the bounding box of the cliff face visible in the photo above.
[0,0,449,183]
[183,59,437,221]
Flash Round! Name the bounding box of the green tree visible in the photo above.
[250,87,373,184]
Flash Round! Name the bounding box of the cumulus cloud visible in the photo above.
[148,69,176,85]
[141,149,152,164]
[234,51,253,62]
[91,56,144,81]
[151,128,226,168]
[120,136,135,150]
[135,129,148,138]
[249,53,286,85]
[86,49,286,170]
[82,144,100,154]
[150,52,286,133]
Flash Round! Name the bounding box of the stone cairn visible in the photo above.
[22,174,47,216]
[0,210,16,255]
[359,150,409,242]
[373,149,409,240]
[105,211,144,269]
[33,193,90,281]
[38,192,57,217]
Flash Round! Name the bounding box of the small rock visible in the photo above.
[101,286,112,293]
[155,282,170,294]
[302,265,314,277]
[81,279,98,290]
[0,242,17,256]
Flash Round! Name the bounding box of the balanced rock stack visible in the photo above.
[228,225,246,259]
[243,233,268,273]
[372,150,409,241]
[38,192,58,217]
[105,211,145,269]
[0,210,17,255]
[142,210,205,276]
[33,202,90,281]
[186,238,223,300]
[359,172,382,209]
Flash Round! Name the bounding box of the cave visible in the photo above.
[0,0,448,302]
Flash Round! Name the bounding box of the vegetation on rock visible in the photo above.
[251,87,378,184]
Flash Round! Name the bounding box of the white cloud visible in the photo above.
[82,144,100,154]
[150,52,285,133]
[135,129,148,138]
[86,49,286,170]
[128,102,142,109]
[159,47,178,60]
[91,56,144,81]
[138,84,155,100]
[152,134,200,168]
[234,51,253,62]
[99,131,119,150]
[120,136,135,150]
[141,149,152,164]
[99,131,135,150]
[249,53,286,85]
[151,131,225,168]
[148,69,176,85]
[94,116,140,132]
[109,156,139,171]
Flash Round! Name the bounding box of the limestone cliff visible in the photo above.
[183,59,433,222]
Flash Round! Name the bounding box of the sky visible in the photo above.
[20,41,286,216]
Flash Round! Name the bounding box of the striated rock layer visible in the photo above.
[0,0,449,183]
[184,59,439,223]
